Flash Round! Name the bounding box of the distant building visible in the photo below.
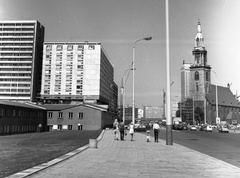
[181,62,192,101]
[138,108,144,118]
[144,106,163,119]
[0,20,45,102]
[40,42,118,112]
[171,101,179,117]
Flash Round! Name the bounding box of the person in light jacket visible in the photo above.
[129,122,134,141]
[152,121,160,142]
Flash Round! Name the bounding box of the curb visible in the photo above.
[6,130,105,178]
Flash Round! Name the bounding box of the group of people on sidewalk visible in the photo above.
[113,119,160,142]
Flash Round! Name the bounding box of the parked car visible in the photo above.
[134,124,146,132]
[190,125,197,131]
[218,126,229,133]
[205,125,213,132]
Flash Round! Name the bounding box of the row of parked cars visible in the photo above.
[190,124,229,133]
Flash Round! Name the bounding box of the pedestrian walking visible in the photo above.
[37,123,42,133]
[146,123,151,142]
[113,119,119,140]
[129,122,134,141]
[153,121,160,142]
[119,122,125,141]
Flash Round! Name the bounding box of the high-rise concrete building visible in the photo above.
[0,20,45,102]
[181,61,192,101]
[40,42,118,112]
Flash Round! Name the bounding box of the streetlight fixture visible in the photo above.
[132,36,152,125]
[211,71,219,124]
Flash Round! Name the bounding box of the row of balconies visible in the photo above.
[0,41,33,46]
[0,71,31,74]
[0,35,33,37]
[0,61,32,63]
[0,55,32,58]
[0,25,34,27]
[0,76,31,78]
[0,40,33,43]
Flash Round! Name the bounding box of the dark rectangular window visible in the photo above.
[68,125,72,130]
[78,112,83,119]
[58,112,63,118]
[48,112,52,118]
[69,112,73,119]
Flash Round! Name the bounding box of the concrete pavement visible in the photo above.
[9,129,240,178]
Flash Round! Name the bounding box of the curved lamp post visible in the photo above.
[132,37,152,125]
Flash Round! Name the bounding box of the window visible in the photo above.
[78,112,83,119]
[58,112,63,118]
[0,108,4,116]
[57,45,62,51]
[58,125,62,130]
[48,112,52,118]
[69,112,73,119]
[206,71,209,81]
[196,83,199,91]
[67,45,73,50]
[68,125,73,130]
[46,45,52,50]
[88,45,95,50]
[195,71,199,80]
[78,45,84,49]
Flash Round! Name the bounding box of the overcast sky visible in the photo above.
[0,0,240,108]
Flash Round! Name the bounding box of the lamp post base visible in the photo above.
[166,124,173,145]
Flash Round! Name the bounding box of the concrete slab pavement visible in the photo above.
[11,129,240,178]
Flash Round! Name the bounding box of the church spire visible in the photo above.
[195,19,204,48]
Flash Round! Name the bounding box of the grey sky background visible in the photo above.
[0,0,239,108]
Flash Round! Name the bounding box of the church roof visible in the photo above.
[206,85,240,108]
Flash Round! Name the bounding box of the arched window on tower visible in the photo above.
[195,71,199,80]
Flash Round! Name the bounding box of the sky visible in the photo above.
[0,0,240,108]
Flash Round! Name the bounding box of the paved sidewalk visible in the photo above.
[15,130,240,177]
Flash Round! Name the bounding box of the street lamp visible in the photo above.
[165,0,172,145]
[132,36,152,125]
[121,62,133,124]
[211,71,219,124]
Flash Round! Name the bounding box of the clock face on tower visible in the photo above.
[195,54,200,64]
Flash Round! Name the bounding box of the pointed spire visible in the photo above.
[197,19,201,33]
[195,19,204,47]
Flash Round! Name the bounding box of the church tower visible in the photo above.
[189,20,211,123]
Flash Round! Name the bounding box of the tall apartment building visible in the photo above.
[0,20,45,102]
[40,42,118,112]
[181,61,192,101]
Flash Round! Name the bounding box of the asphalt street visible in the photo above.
[158,128,240,168]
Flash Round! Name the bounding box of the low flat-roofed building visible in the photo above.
[0,100,47,135]
[42,104,116,131]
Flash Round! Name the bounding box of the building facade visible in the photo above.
[43,104,115,131]
[144,106,163,119]
[0,100,47,135]
[0,20,45,102]
[206,85,240,125]
[40,42,118,112]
